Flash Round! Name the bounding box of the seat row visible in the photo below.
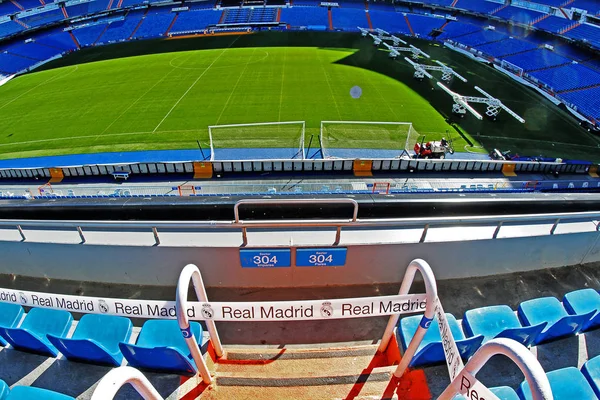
[399,288,600,368]
[0,380,74,400]
[0,304,203,376]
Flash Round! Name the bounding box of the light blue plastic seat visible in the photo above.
[398,313,484,367]
[47,314,132,366]
[6,386,75,400]
[454,386,519,400]
[0,302,24,347]
[582,354,600,398]
[517,297,594,345]
[463,305,546,347]
[518,367,597,400]
[0,308,73,356]
[0,379,8,400]
[119,320,202,375]
[563,289,600,331]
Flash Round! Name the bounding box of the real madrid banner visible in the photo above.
[0,288,427,322]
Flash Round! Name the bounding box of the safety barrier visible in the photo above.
[0,157,594,182]
[91,366,162,400]
[438,338,553,400]
[2,207,600,246]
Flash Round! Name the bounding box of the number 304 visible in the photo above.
[309,254,333,264]
[253,255,277,265]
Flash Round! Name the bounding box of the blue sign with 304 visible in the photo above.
[240,249,291,268]
[296,248,347,267]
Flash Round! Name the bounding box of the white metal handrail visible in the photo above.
[90,366,163,400]
[176,264,223,384]
[377,259,438,378]
[1,210,599,244]
[438,338,553,400]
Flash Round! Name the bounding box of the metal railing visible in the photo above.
[2,202,599,246]
[90,366,162,400]
[438,338,553,400]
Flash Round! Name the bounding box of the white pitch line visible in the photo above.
[152,37,239,133]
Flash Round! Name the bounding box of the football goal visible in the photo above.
[319,121,419,159]
[208,121,306,160]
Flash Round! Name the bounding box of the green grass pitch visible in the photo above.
[0,32,598,161]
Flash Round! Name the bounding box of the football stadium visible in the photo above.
[1,0,600,398]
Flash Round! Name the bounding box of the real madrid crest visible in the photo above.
[320,301,333,318]
[201,303,214,319]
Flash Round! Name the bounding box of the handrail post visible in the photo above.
[90,366,163,400]
[378,259,438,379]
[492,221,503,239]
[419,224,429,243]
[77,226,85,243]
[176,264,223,384]
[550,218,560,235]
[16,225,25,241]
[437,338,553,400]
[152,227,160,246]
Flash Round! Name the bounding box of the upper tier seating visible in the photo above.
[518,367,598,400]
[0,308,72,356]
[564,23,600,48]
[517,296,594,344]
[168,9,222,34]
[437,22,482,39]
[475,37,539,57]
[534,15,570,33]
[367,10,410,34]
[280,6,328,28]
[46,314,133,366]
[0,302,24,347]
[492,6,545,25]
[398,313,484,367]
[405,14,445,37]
[132,10,174,39]
[0,1,20,16]
[502,48,572,71]
[16,8,64,28]
[97,15,142,43]
[528,63,600,92]
[118,319,203,376]
[452,28,507,47]
[0,20,23,38]
[64,0,111,19]
[453,0,500,14]
[15,0,43,11]
[331,8,366,31]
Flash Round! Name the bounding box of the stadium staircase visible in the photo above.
[203,344,409,399]
[328,8,332,30]
[530,13,551,26]
[276,8,281,22]
[439,20,450,31]
[13,19,29,29]
[10,0,23,11]
[450,0,458,6]
[128,10,148,40]
[218,10,226,24]
[490,3,509,15]
[404,14,414,36]
[93,24,109,45]
[559,21,581,34]
[116,0,124,9]
[558,6,571,19]
[366,10,372,30]
[165,13,178,35]
[68,31,81,49]
[61,5,68,19]
[107,0,115,10]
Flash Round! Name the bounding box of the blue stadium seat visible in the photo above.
[455,386,520,400]
[518,367,597,400]
[4,386,75,400]
[462,305,546,347]
[563,289,600,331]
[47,314,133,366]
[118,320,202,375]
[517,297,594,344]
[582,355,600,399]
[0,308,73,356]
[398,313,484,367]
[0,302,24,347]
[0,379,8,400]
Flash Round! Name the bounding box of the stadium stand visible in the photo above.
[492,6,545,25]
[71,21,110,47]
[518,367,598,400]
[34,28,79,51]
[0,19,24,38]
[0,1,21,15]
[64,0,112,19]
[453,0,500,15]
[280,6,328,29]
[528,63,600,92]
[0,51,37,73]
[437,21,482,39]
[3,40,62,60]
[559,86,600,119]
[97,14,143,43]
[563,288,600,331]
[131,9,174,39]
[367,9,410,34]
[475,37,539,58]
[502,48,572,71]
[405,14,445,37]
[15,0,43,11]
[168,9,221,35]
[16,7,64,28]
[331,7,366,31]
[533,15,571,33]
[0,383,75,399]
[451,28,507,47]
[563,23,600,48]
[222,7,277,24]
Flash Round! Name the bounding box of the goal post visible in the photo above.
[319,121,419,158]
[208,121,305,160]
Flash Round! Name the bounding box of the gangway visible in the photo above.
[438,82,526,122]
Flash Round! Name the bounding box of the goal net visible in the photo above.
[500,60,524,77]
[208,121,305,160]
[319,121,419,159]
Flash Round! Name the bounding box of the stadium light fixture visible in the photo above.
[404,57,467,82]
[382,42,429,60]
[437,83,526,123]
